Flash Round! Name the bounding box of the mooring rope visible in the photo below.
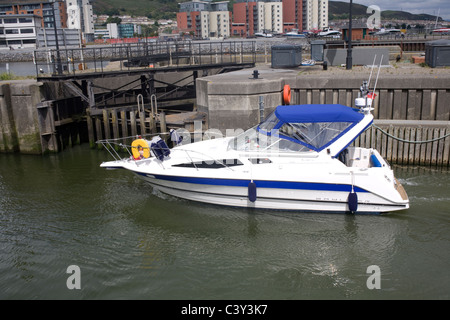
[372,124,450,144]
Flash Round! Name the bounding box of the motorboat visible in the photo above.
[318,29,341,38]
[98,81,409,214]
[284,29,306,38]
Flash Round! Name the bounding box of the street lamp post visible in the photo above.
[346,0,353,70]
[50,0,62,75]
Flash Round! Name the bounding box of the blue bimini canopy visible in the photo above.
[275,104,364,123]
[255,104,367,153]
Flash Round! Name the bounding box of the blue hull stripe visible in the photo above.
[138,173,369,193]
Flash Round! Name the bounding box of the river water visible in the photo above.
[0,145,449,300]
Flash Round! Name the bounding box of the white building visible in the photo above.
[200,11,230,39]
[66,0,94,42]
[304,0,328,31]
[107,23,119,39]
[257,1,283,34]
[178,0,230,39]
[0,14,42,49]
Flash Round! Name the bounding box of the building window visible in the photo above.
[19,17,32,23]
[6,29,19,34]
[4,18,18,24]
[20,28,34,33]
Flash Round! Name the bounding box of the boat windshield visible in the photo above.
[228,126,312,153]
[278,121,354,151]
[231,105,363,153]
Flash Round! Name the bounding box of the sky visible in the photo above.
[332,0,450,21]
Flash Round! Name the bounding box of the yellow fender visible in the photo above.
[131,139,150,159]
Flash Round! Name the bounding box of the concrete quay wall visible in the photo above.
[0,80,44,154]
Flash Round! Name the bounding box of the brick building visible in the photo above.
[0,0,67,29]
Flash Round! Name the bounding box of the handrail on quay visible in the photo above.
[34,40,258,79]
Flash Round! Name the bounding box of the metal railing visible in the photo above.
[34,40,258,77]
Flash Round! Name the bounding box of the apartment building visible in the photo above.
[66,0,94,42]
[177,0,230,39]
[231,0,282,37]
[303,0,328,31]
[282,0,303,33]
[0,0,67,28]
[0,13,42,48]
[229,0,327,36]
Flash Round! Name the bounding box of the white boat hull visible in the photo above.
[140,175,408,213]
[114,149,409,214]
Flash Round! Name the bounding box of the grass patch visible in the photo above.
[0,72,36,80]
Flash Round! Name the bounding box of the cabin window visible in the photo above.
[173,159,243,169]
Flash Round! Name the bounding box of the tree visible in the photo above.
[106,17,122,25]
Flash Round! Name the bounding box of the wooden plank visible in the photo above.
[103,109,111,140]
[413,90,422,120]
[130,110,137,137]
[392,126,399,164]
[435,89,449,121]
[392,90,403,120]
[421,90,432,120]
[377,125,384,157]
[371,126,376,151]
[352,90,359,108]
[312,90,320,104]
[382,125,388,159]
[409,127,416,164]
[425,128,432,166]
[95,117,103,141]
[338,89,346,105]
[419,127,427,166]
[414,127,422,165]
[111,109,119,140]
[370,91,378,119]
[387,90,394,120]
[397,127,404,165]
[86,110,95,147]
[325,90,333,104]
[120,110,128,138]
[333,90,338,104]
[430,90,437,120]
[431,128,439,166]
[346,90,352,108]
[400,90,408,120]
[406,90,417,120]
[139,107,146,135]
[378,89,389,119]
[437,128,446,166]
[320,90,325,104]
[386,125,393,163]
[299,89,307,105]
[403,128,410,164]
[443,128,450,167]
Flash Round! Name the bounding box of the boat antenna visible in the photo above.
[367,55,377,89]
[360,55,376,98]
[371,55,383,99]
